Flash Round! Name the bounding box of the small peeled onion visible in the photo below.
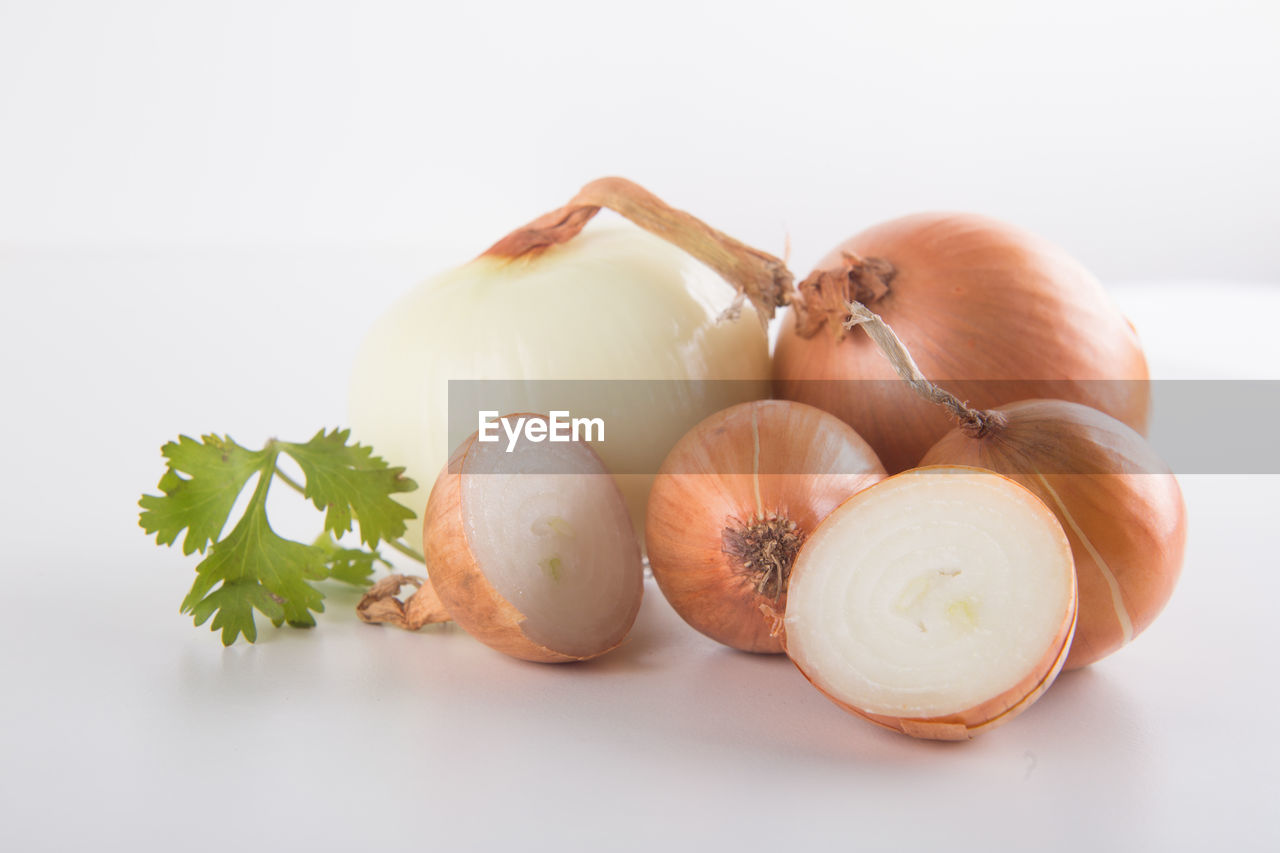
[920,399,1186,669]
[422,414,644,662]
[646,400,885,653]
[785,467,1077,740]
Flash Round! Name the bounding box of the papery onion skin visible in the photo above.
[783,466,1077,741]
[423,415,643,663]
[645,400,885,654]
[773,212,1151,473]
[919,399,1186,669]
[351,221,771,538]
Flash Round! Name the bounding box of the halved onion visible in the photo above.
[784,467,1077,740]
[422,414,644,662]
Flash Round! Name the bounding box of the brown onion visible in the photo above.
[846,303,1186,669]
[920,400,1186,669]
[773,212,1150,472]
[645,400,885,653]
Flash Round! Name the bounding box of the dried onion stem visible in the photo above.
[843,301,1007,437]
[357,574,451,631]
[483,177,794,325]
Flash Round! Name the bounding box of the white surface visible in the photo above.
[2,1,1278,281]
[0,248,1277,852]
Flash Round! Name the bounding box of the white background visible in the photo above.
[2,0,1278,279]
[2,2,1278,852]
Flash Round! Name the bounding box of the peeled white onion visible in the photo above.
[350,217,772,535]
[785,467,1077,740]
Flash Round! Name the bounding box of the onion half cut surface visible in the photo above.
[784,466,1077,740]
[424,415,644,663]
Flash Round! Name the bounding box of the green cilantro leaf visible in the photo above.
[139,435,267,555]
[184,579,282,645]
[280,428,417,548]
[140,430,420,645]
[312,531,392,586]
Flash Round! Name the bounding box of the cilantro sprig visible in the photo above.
[140,429,420,645]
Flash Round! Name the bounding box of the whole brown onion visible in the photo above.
[773,212,1150,472]
[920,400,1186,669]
[645,400,885,653]
[843,302,1185,669]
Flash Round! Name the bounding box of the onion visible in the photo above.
[785,466,1077,740]
[349,178,791,535]
[847,302,1186,669]
[645,400,885,653]
[773,212,1150,472]
[919,404,1185,668]
[408,414,644,663]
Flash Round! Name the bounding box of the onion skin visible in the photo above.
[773,212,1150,473]
[645,400,885,654]
[919,400,1186,669]
[783,466,1077,741]
[422,418,643,664]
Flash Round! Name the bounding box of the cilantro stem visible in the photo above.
[273,462,426,564]
[272,464,308,497]
[383,537,427,564]
[253,446,281,508]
